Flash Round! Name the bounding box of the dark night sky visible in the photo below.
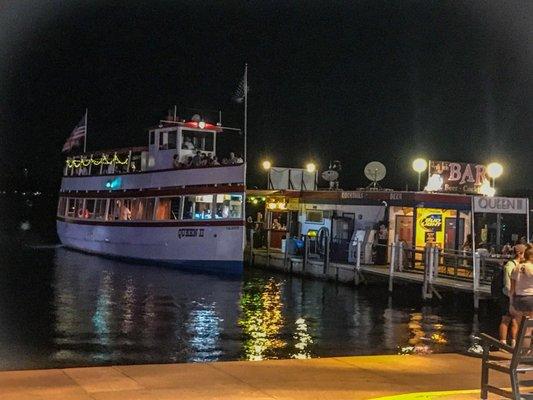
[0,1,531,192]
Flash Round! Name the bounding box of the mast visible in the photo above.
[84,108,88,153]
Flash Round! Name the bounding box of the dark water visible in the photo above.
[0,194,499,370]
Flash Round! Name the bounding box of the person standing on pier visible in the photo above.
[498,244,526,347]
[509,247,533,334]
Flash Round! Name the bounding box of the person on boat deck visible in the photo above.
[211,155,220,166]
[182,137,194,150]
[271,218,282,230]
[173,154,180,168]
[192,151,202,167]
[228,152,238,164]
[120,202,131,220]
[205,153,214,166]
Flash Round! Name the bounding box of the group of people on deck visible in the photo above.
[497,243,533,347]
[173,151,243,169]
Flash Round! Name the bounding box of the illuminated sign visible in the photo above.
[419,213,442,232]
[427,161,487,194]
[473,196,528,215]
[105,177,122,190]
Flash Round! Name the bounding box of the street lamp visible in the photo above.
[306,162,316,173]
[262,160,272,189]
[487,162,503,191]
[412,158,428,191]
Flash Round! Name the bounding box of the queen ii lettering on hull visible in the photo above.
[57,114,246,273]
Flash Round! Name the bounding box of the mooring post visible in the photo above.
[388,243,396,293]
[249,228,254,266]
[266,229,271,267]
[356,239,361,270]
[303,235,309,273]
[473,252,480,310]
[398,241,404,272]
[323,232,330,274]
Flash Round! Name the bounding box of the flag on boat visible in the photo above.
[62,111,87,152]
[232,73,248,103]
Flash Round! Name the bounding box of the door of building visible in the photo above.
[395,215,413,248]
[444,217,464,251]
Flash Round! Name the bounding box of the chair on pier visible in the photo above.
[480,316,533,399]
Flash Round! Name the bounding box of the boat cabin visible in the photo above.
[64,116,230,176]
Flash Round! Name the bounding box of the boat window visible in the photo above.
[73,198,84,218]
[220,194,243,219]
[155,197,181,220]
[183,195,213,220]
[93,199,108,220]
[168,130,177,149]
[84,199,96,218]
[150,131,155,145]
[128,198,154,220]
[57,197,67,216]
[181,130,214,152]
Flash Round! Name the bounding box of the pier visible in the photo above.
[248,242,492,308]
[0,353,514,399]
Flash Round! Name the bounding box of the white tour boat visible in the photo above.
[56,114,245,273]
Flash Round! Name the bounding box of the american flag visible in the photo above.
[62,112,87,153]
[232,74,248,103]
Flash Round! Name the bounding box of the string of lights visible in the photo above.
[66,154,129,168]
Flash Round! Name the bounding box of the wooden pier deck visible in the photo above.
[249,249,491,297]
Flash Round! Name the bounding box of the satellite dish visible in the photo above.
[321,170,339,182]
[364,161,386,188]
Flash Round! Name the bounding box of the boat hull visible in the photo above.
[56,219,244,273]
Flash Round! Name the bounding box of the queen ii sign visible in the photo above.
[428,161,487,193]
[473,196,528,215]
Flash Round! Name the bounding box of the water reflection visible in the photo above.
[239,278,285,360]
[0,242,502,370]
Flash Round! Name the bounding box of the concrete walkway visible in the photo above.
[0,353,525,400]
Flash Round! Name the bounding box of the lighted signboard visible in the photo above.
[427,161,487,194]
[415,208,457,248]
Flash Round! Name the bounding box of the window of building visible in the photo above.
[306,210,323,223]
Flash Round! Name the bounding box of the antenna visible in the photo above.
[364,161,386,189]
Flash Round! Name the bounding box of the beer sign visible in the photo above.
[428,161,487,194]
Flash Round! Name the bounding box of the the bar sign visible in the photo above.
[473,196,528,214]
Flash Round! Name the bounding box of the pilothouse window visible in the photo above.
[181,130,214,152]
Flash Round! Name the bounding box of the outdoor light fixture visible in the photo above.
[306,163,316,173]
[198,120,206,129]
[412,158,428,191]
[487,162,503,180]
[262,160,272,189]
[479,179,496,197]
[486,162,503,192]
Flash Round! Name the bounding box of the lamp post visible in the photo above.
[486,162,503,193]
[306,162,317,190]
[262,160,272,189]
[412,158,428,191]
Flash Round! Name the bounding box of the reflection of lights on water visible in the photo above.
[292,317,313,359]
[187,301,222,362]
[399,312,447,355]
[92,271,113,359]
[121,278,135,335]
[239,278,285,361]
